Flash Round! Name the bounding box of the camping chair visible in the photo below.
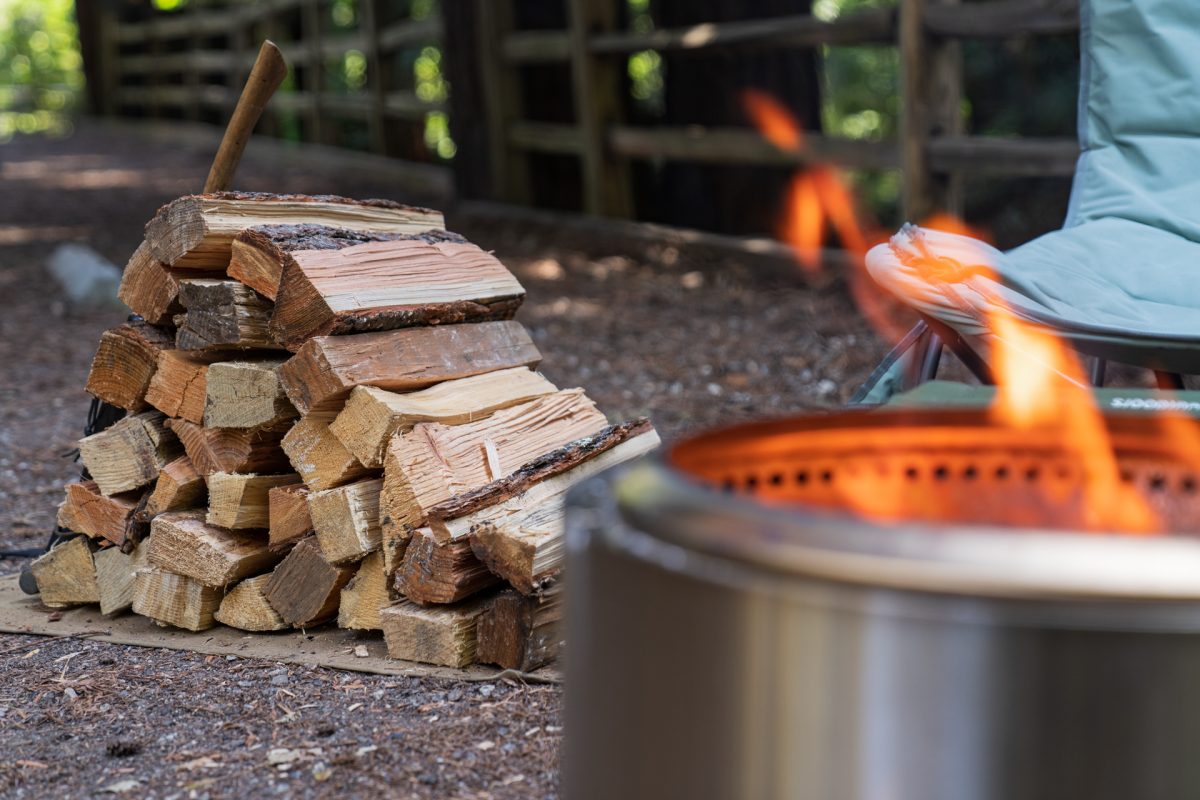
[851,0,1200,406]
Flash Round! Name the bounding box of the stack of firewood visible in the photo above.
[33,191,658,672]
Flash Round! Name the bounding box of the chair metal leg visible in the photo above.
[920,336,944,382]
[1090,358,1107,387]
[919,315,995,385]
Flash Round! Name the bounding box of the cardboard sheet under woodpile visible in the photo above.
[34,191,659,672]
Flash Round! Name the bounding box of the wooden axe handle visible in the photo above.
[203,40,288,193]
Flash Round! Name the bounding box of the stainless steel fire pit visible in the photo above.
[564,409,1200,800]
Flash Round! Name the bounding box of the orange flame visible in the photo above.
[742,89,1172,535]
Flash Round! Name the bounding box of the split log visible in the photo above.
[269,229,525,349]
[144,350,216,424]
[57,480,138,545]
[31,536,98,608]
[204,359,296,429]
[278,320,541,415]
[166,418,290,475]
[476,585,563,671]
[230,224,439,300]
[79,410,180,496]
[206,472,301,529]
[85,321,174,412]
[214,574,288,631]
[139,455,206,521]
[308,477,383,564]
[95,541,147,616]
[337,551,388,631]
[263,535,355,627]
[464,427,660,594]
[396,528,499,605]
[280,412,371,490]
[381,389,608,536]
[329,368,558,469]
[144,192,444,269]
[117,240,221,325]
[433,420,658,539]
[268,483,312,548]
[148,511,280,587]
[176,279,280,352]
[379,595,491,668]
[132,567,222,631]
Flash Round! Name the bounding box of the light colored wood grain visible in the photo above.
[329,368,557,468]
[79,410,180,496]
[166,417,290,476]
[132,566,223,631]
[214,574,288,631]
[95,541,147,616]
[204,358,296,429]
[148,511,280,587]
[31,536,98,608]
[308,477,383,565]
[206,472,301,529]
[337,551,388,631]
[118,240,221,325]
[281,412,370,490]
[278,321,541,415]
[379,595,492,668]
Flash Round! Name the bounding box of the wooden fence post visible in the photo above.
[476,0,530,204]
[302,0,325,144]
[566,0,633,217]
[899,0,964,222]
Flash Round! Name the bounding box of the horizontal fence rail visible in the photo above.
[83,0,1082,236]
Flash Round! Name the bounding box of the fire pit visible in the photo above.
[564,407,1200,800]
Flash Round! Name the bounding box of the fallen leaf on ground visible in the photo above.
[101,779,141,794]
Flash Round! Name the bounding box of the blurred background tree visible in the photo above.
[0,0,83,142]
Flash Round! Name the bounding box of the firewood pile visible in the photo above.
[33,191,659,672]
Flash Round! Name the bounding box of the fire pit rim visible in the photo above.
[620,452,1200,602]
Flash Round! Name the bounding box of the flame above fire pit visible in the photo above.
[669,407,1200,535]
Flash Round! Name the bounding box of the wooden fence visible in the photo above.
[79,0,1082,226]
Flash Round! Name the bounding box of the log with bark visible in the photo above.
[132,567,223,631]
[214,574,288,631]
[381,389,608,537]
[176,279,280,352]
[85,321,174,412]
[475,585,562,671]
[329,367,557,469]
[203,358,296,429]
[267,228,525,349]
[263,535,355,627]
[278,320,541,415]
[147,511,280,587]
[144,192,444,269]
[280,412,371,490]
[79,411,181,496]
[166,418,290,476]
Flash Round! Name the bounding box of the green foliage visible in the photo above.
[0,0,82,142]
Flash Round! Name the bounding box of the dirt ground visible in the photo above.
[0,124,883,798]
